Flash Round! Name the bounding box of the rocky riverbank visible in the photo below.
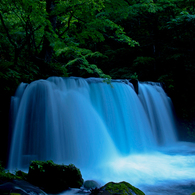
[0,160,146,195]
[2,160,195,195]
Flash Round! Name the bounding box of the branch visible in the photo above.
[59,11,74,37]
[32,25,43,33]
[0,13,17,48]
[37,36,44,50]
[123,0,131,6]
[12,1,27,24]
[72,14,87,23]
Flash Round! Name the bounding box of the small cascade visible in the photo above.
[138,82,177,146]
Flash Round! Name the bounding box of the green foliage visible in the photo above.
[0,0,140,84]
[0,162,28,182]
[130,72,138,80]
[158,74,174,90]
[0,162,17,181]
[29,160,55,172]
[133,56,155,66]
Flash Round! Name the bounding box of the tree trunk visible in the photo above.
[152,14,159,80]
[41,0,57,63]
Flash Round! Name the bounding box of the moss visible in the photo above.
[28,160,84,193]
[15,170,28,181]
[0,162,17,183]
[0,162,29,185]
[102,181,145,195]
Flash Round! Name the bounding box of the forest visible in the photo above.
[1,0,195,163]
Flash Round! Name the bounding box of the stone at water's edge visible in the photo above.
[28,160,84,193]
[0,180,47,195]
[94,181,145,195]
[84,180,101,190]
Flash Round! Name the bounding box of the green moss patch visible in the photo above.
[101,181,145,195]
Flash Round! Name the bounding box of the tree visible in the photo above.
[0,0,139,82]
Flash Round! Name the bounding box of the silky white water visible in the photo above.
[8,77,195,194]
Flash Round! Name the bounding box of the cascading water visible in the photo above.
[8,77,195,195]
[138,82,177,146]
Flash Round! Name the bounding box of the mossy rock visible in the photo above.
[101,181,145,195]
[0,164,17,184]
[15,170,28,181]
[191,193,195,195]
[0,162,28,185]
[28,160,84,193]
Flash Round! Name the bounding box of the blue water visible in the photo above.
[8,77,195,195]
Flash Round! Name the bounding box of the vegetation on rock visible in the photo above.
[0,162,28,184]
[0,160,84,193]
[100,181,145,195]
[28,160,84,193]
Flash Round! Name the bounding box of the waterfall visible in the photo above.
[9,76,195,190]
[8,77,177,169]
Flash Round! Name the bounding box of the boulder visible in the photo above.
[15,170,28,181]
[84,180,100,190]
[96,181,145,195]
[130,79,138,94]
[28,160,84,193]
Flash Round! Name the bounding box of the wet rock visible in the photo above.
[0,180,47,195]
[0,182,27,195]
[84,180,100,190]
